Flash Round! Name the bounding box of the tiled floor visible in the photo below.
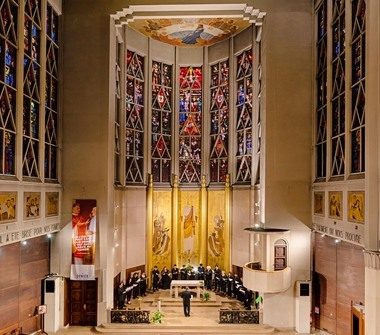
[52,290,328,335]
[53,326,328,335]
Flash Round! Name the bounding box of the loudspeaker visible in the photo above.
[299,282,310,297]
[45,279,55,293]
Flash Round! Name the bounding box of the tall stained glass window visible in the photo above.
[0,0,18,176]
[151,61,172,183]
[210,60,229,183]
[114,40,121,184]
[331,0,345,176]
[255,37,262,185]
[179,66,202,184]
[316,0,327,179]
[125,50,144,183]
[350,0,365,174]
[45,4,58,181]
[236,49,253,183]
[23,0,41,178]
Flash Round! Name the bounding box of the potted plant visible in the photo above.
[151,310,164,324]
[202,291,210,302]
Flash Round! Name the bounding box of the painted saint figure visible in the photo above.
[152,214,170,255]
[208,215,225,257]
[182,205,197,258]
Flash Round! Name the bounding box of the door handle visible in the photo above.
[83,303,87,310]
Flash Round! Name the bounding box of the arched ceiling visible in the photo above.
[112,4,266,47]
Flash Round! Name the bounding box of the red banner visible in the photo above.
[70,199,96,280]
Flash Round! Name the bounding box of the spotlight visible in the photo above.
[321,234,326,237]
[115,243,119,248]
[47,233,52,238]
[21,240,27,245]
[254,223,260,228]
[335,239,340,244]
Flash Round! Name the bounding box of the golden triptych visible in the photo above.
[0,191,59,224]
[313,190,364,224]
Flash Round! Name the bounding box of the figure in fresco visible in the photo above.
[152,214,170,255]
[181,24,204,45]
[329,194,341,218]
[182,205,197,259]
[349,194,364,222]
[208,215,225,257]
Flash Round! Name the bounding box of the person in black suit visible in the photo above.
[182,287,192,317]
[139,273,147,296]
[152,265,160,292]
[117,281,126,309]
[197,263,205,280]
[171,264,179,280]
[180,265,187,280]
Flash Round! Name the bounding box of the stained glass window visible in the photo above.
[209,60,229,183]
[179,66,202,184]
[255,37,262,185]
[316,0,327,179]
[331,0,345,176]
[125,50,144,183]
[44,4,58,181]
[23,0,41,178]
[151,61,172,183]
[236,49,253,183]
[350,0,365,174]
[0,0,18,176]
[114,40,121,184]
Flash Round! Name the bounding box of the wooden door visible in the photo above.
[69,279,97,326]
[351,304,365,335]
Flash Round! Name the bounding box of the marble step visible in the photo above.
[96,323,275,334]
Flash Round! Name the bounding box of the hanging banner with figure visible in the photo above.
[70,199,97,280]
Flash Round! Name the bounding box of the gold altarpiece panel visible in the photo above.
[151,190,172,270]
[207,190,228,270]
[147,175,231,273]
[178,190,201,265]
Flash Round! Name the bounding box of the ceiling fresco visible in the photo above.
[128,18,251,46]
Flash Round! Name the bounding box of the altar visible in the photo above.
[170,280,204,299]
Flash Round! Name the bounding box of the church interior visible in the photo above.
[0,0,378,334]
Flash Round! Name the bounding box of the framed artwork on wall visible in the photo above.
[328,191,343,220]
[0,192,17,223]
[348,191,365,224]
[24,192,41,219]
[46,192,59,217]
[313,191,325,216]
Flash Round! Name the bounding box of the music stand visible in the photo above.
[37,305,48,335]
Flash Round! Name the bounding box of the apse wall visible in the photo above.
[117,24,258,275]
[59,0,313,326]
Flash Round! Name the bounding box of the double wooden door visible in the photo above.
[69,279,97,326]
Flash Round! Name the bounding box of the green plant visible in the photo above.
[202,291,210,302]
[151,310,164,324]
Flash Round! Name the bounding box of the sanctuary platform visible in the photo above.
[96,290,275,334]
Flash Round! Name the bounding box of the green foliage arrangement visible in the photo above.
[151,310,164,324]
[202,291,210,302]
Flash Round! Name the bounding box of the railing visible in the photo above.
[364,250,380,270]
[110,309,150,323]
[243,262,291,293]
[219,309,259,324]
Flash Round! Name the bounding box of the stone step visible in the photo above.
[96,323,275,334]
[151,301,222,307]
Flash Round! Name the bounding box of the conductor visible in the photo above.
[182,287,192,317]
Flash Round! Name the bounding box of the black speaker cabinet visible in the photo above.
[45,279,55,293]
[299,282,310,296]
